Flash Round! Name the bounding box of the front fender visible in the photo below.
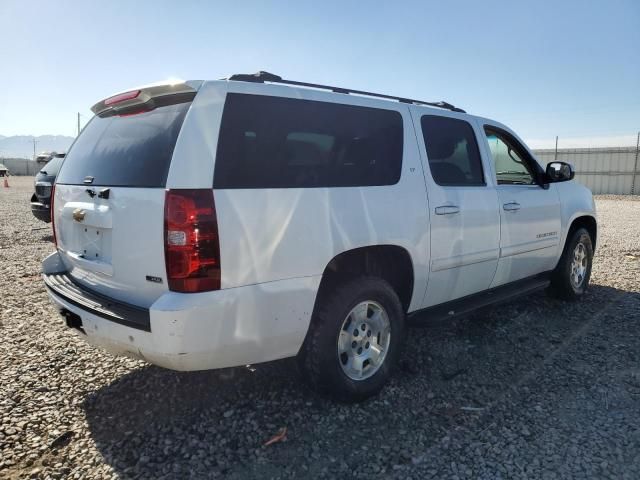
[555,181,597,255]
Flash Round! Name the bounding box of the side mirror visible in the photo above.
[546,161,575,183]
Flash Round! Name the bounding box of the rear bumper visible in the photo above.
[43,272,151,331]
[42,252,320,371]
[31,195,51,223]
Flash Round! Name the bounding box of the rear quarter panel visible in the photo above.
[174,81,431,312]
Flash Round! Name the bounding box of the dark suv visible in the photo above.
[30,153,65,222]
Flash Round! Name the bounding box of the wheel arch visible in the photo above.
[567,215,597,251]
[315,245,415,313]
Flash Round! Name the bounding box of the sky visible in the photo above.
[0,0,638,148]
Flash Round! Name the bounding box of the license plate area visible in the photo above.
[59,201,113,275]
[76,225,105,261]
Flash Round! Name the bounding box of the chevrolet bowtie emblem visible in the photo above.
[72,208,86,222]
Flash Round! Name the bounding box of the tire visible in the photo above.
[298,276,405,402]
[549,227,594,300]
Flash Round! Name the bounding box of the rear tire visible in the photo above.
[549,227,593,300]
[298,276,405,402]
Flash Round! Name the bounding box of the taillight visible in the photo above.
[164,189,221,293]
[51,184,57,248]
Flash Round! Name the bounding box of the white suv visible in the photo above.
[43,72,596,401]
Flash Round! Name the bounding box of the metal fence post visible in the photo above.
[632,131,640,195]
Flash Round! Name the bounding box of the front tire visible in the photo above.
[298,276,405,402]
[549,227,593,300]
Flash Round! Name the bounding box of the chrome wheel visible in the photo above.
[570,242,588,288]
[337,301,391,381]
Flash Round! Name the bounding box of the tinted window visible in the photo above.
[484,128,536,185]
[40,156,64,176]
[421,115,484,186]
[214,94,403,188]
[56,102,191,187]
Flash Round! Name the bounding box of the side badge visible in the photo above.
[145,275,163,284]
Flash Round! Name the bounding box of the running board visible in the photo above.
[408,272,551,325]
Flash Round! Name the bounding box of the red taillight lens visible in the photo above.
[164,189,221,293]
[104,89,141,106]
[51,184,58,248]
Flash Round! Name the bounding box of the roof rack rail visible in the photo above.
[226,71,466,113]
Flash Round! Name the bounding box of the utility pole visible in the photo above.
[554,136,558,161]
[32,138,37,161]
[77,112,81,136]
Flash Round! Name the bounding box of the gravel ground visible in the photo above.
[1,176,639,479]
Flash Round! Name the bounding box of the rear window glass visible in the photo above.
[214,93,403,188]
[40,156,64,176]
[421,115,484,187]
[56,102,191,187]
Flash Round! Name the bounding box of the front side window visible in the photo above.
[421,115,484,187]
[484,128,536,185]
[214,94,403,188]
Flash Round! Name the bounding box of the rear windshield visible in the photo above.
[39,156,64,176]
[56,101,191,187]
[214,93,403,188]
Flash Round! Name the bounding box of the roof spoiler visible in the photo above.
[91,80,203,116]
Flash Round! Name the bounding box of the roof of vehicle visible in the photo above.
[90,72,469,118]
[88,74,532,152]
[0,164,8,171]
[224,71,467,114]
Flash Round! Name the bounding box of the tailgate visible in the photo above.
[52,89,195,308]
[54,185,166,308]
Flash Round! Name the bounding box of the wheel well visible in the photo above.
[568,216,597,250]
[318,246,414,312]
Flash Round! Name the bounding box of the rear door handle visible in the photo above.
[435,205,460,215]
[503,202,521,211]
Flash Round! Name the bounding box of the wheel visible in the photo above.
[549,227,593,300]
[298,276,405,402]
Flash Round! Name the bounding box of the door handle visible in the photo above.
[435,205,460,215]
[503,202,521,211]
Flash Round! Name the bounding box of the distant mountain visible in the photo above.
[0,135,75,159]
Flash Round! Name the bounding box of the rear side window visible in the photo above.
[421,115,484,186]
[56,101,191,187]
[214,93,403,188]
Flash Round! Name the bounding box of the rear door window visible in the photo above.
[421,115,484,186]
[214,93,403,188]
[56,101,191,187]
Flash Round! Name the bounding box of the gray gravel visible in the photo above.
[1,176,639,479]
